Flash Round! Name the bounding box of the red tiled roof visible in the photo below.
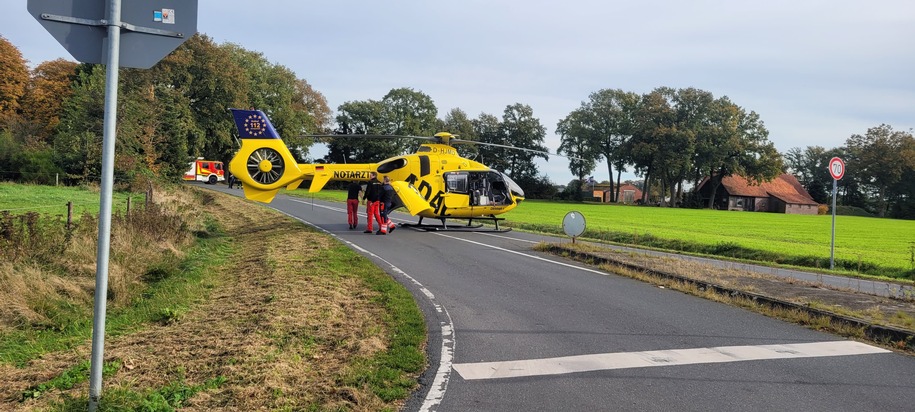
[720,173,818,205]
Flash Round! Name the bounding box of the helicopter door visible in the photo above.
[390,181,433,216]
[442,172,470,210]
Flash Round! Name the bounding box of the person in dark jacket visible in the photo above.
[345,181,363,229]
[363,172,383,233]
[379,176,396,234]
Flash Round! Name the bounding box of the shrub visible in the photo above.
[836,205,874,217]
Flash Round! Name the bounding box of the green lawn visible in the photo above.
[286,189,915,280]
[0,182,145,217]
[515,200,914,277]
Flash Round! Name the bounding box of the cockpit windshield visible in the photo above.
[442,170,524,206]
[498,172,525,198]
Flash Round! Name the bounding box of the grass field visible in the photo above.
[0,182,146,217]
[287,189,915,280]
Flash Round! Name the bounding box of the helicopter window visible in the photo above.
[419,155,430,176]
[417,146,432,153]
[445,172,469,193]
[498,172,525,198]
[377,158,407,174]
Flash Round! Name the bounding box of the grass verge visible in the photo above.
[2,184,426,411]
[0,236,231,368]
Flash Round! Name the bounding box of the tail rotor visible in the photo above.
[247,147,285,185]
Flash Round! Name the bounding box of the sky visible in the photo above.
[3,0,914,185]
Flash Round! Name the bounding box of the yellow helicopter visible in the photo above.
[228,108,538,231]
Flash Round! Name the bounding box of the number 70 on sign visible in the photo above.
[828,157,845,180]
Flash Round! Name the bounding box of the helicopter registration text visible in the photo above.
[333,171,370,180]
[428,147,457,155]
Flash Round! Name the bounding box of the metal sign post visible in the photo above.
[28,1,196,409]
[828,157,845,270]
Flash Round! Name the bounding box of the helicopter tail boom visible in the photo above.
[229,109,383,203]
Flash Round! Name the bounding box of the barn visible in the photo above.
[697,173,820,214]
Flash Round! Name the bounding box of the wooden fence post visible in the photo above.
[67,201,73,230]
[127,197,131,218]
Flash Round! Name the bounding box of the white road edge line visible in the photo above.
[272,205,454,412]
[434,232,610,276]
[478,232,540,244]
[453,340,890,380]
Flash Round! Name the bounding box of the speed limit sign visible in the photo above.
[828,157,845,180]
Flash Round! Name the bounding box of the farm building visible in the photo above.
[586,183,644,204]
[616,184,643,204]
[696,173,820,214]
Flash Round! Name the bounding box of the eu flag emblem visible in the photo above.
[231,109,280,139]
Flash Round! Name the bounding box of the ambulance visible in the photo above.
[183,158,225,184]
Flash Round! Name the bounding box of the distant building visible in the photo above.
[697,173,819,214]
[584,183,644,204]
[616,184,643,204]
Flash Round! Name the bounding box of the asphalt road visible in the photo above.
[207,185,915,411]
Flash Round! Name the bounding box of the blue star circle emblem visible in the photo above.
[244,114,265,136]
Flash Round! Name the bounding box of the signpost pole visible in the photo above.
[88,0,122,410]
[827,157,845,271]
[29,1,197,408]
[830,178,837,270]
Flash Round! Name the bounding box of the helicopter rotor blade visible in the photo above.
[450,139,585,161]
[299,134,437,143]
[299,133,584,161]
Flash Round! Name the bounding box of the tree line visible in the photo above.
[1,33,331,189]
[2,34,913,218]
[784,126,915,218]
[555,87,915,219]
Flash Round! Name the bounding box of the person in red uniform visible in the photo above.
[363,172,383,233]
[345,181,363,229]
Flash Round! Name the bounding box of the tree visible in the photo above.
[53,64,106,182]
[556,109,598,201]
[295,78,332,134]
[326,99,398,163]
[473,112,507,171]
[671,88,715,205]
[381,87,438,153]
[783,145,830,204]
[171,35,246,163]
[628,88,673,204]
[889,163,915,219]
[18,59,78,143]
[581,89,640,202]
[699,96,782,208]
[498,103,548,186]
[0,35,29,120]
[441,108,478,158]
[845,124,915,217]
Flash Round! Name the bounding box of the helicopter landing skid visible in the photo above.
[400,216,512,232]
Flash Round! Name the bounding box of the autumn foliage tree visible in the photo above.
[19,59,78,143]
[0,35,28,119]
[28,33,329,186]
